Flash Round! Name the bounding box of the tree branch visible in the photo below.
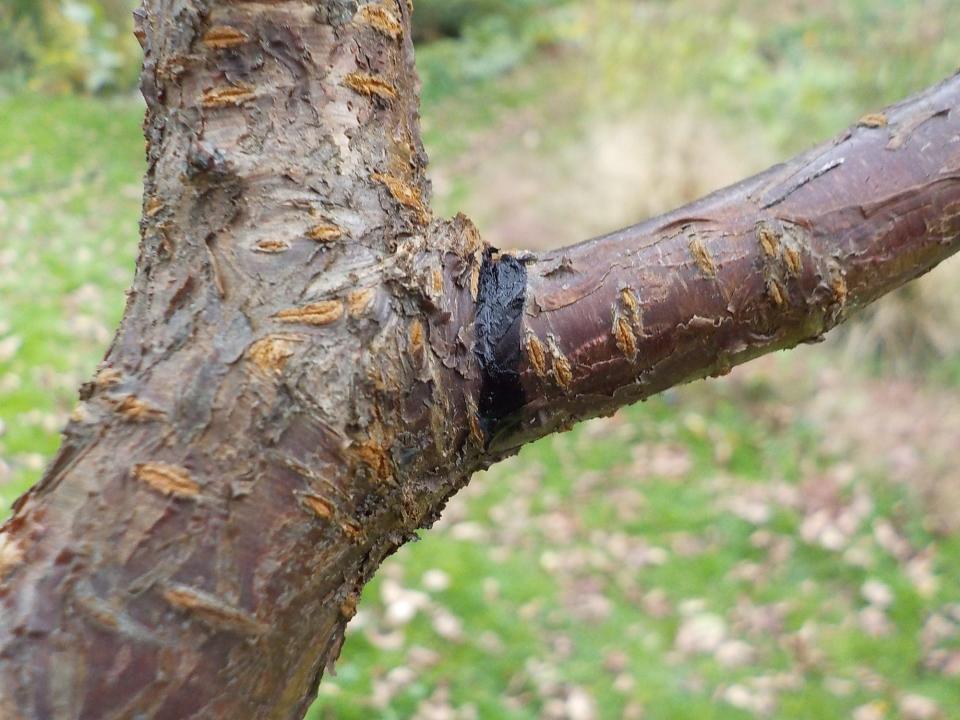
[483,74,960,455]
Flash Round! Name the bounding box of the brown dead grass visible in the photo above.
[807,369,960,535]
[728,355,960,536]
[432,105,772,251]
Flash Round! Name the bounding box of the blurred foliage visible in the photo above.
[3,0,959,118]
[1,0,566,95]
[581,0,960,153]
[0,4,38,86]
[0,0,140,94]
[413,0,574,99]
[413,0,543,41]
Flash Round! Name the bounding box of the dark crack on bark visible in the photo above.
[474,249,528,441]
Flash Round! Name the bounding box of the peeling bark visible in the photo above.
[0,2,958,718]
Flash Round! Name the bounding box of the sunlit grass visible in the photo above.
[0,92,142,496]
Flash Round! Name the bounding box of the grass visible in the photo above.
[0,92,143,490]
[2,2,960,718]
[310,376,960,718]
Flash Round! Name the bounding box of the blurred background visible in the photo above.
[2,1,960,718]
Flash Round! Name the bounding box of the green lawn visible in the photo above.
[307,368,960,719]
[2,2,960,718]
[0,93,142,489]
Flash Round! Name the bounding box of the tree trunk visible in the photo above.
[0,2,958,718]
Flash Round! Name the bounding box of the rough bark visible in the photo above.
[0,1,958,718]
[1,2,484,717]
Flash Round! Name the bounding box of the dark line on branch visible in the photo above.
[761,158,845,209]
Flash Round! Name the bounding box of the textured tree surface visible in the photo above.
[0,2,958,718]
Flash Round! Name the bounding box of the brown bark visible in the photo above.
[492,78,960,454]
[0,2,483,717]
[0,1,957,718]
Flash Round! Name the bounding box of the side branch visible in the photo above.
[483,73,960,453]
